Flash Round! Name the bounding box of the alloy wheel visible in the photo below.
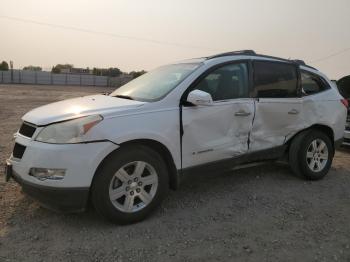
[109,161,158,213]
[306,139,329,172]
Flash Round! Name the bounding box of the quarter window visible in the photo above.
[253,61,298,98]
[194,63,249,101]
[301,71,330,96]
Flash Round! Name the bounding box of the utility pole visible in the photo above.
[10,61,13,83]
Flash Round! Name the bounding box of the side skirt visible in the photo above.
[179,144,287,179]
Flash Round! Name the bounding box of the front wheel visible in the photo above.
[91,145,169,224]
[289,130,334,180]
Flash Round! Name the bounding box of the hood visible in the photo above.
[22,94,146,125]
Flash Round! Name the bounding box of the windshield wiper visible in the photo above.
[113,95,134,100]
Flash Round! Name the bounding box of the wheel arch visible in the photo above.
[92,139,180,191]
[286,124,335,153]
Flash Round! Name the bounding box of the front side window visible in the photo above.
[253,61,298,98]
[110,63,201,102]
[301,71,330,96]
[193,63,249,101]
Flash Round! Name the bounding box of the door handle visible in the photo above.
[235,111,251,117]
[288,109,299,115]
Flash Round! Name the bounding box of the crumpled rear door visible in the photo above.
[249,98,303,151]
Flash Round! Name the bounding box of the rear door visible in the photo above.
[249,60,303,151]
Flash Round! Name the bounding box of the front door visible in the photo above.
[181,62,255,168]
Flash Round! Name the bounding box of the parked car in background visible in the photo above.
[337,75,350,146]
[5,50,348,224]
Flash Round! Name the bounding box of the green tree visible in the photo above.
[108,67,122,77]
[0,61,9,71]
[23,65,42,71]
[51,64,73,73]
[130,70,146,79]
[92,67,122,77]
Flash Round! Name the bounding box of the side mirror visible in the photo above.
[186,90,213,106]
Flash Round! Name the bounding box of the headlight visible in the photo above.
[35,115,103,144]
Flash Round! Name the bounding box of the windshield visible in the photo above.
[110,63,201,102]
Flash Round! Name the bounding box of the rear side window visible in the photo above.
[301,71,330,96]
[253,61,298,98]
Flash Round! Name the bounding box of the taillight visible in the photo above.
[341,99,349,108]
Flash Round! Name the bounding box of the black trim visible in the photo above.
[181,145,287,177]
[12,143,26,159]
[248,60,255,97]
[179,103,184,169]
[296,64,302,98]
[11,171,89,213]
[18,122,36,138]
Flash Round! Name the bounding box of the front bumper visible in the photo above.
[10,165,89,212]
[6,134,119,212]
[9,135,119,188]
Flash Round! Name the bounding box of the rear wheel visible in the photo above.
[289,130,333,180]
[92,145,169,224]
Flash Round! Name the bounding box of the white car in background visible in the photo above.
[5,50,347,224]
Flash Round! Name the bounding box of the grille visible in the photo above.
[18,122,36,138]
[12,143,26,159]
[344,137,350,144]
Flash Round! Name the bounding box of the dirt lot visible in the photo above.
[0,84,350,262]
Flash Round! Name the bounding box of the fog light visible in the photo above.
[29,168,66,181]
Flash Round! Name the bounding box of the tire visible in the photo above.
[289,129,334,180]
[91,145,169,224]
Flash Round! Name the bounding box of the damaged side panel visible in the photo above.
[249,98,304,152]
[181,99,254,168]
[301,91,347,142]
[250,90,346,153]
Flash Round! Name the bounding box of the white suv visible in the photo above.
[5,50,347,224]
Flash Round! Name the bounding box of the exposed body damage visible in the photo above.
[181,99,254,168]
[249,98,304,151]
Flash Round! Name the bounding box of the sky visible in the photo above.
[0,0,349,79]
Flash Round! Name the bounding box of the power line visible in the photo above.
[0,15,219,52]
[3,15,349,65]
[310,47,350,63]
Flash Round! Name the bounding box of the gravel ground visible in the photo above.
[0,84,350,262]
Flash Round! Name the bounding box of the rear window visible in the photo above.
[253,61,298,98]
[301,71,330,96]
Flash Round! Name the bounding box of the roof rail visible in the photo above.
[292,59,317,70]
[206,51,317,70]
[292,59,306,66]
[207,50,256,59]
